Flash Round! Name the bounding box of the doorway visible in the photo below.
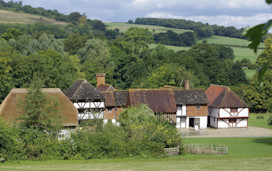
[189,118,195,127]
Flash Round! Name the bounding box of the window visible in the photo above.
[196,105,201,110]
[108,107,112,113]
[229,118,236,123]
[181,117,186,122]
[230,108,238,113]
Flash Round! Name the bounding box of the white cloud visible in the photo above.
[146,12,271,28]
[129,0,267,10]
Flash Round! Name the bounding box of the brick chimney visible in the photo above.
[184,80,189,90]
[96,73,106,88]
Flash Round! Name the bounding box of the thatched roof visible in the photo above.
[206,84,248,108]
[101,91,116,107]
[128,89,177,114]
[0,88,78,127]
[113,90,128,107]
[97,84,115,92]
[65,79,104,101]
[173,89,208,105]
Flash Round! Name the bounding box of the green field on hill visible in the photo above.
[106,22,192,34]
[199,35,265,48]
[1,137,271,171]
[0,9,67,26]
[232,46,263,63]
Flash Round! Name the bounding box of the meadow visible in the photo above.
[199,35,265,48]
[0,10,67,26]
[106,22,192,34]
[0,137,271,171]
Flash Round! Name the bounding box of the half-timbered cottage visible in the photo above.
[206,84,249,128]
[127,89,177,122]
[174,89,208,129]
[0,88,78,127]
[65,79,105,123]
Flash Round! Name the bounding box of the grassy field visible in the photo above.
[232,46,263,63]
[249,113,272,130]
[0,10,67,26]
[244,69,256,79]
[106,22,192,34]
[0,137,271,171]
[199,35,265,48]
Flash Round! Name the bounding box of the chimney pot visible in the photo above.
[96,73,106,88]
[184,80,189,90]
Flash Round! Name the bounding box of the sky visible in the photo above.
[8,0,272,28]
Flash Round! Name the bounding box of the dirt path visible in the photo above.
[178,126,272,138]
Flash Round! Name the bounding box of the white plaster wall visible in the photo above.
[182,105,186,116]
[198,116,207,129]
[238,108,249,117]
[176,106,182,116]
[237,119,248,127]
[186,117,189,129]
[219,108,231,117]
[74,102,105,109]
[209,107,218,117]
[218,119,229,128]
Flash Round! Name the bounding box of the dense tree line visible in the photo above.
[134,18,244,39]
[0,26,248,102]
[154,30,197,46]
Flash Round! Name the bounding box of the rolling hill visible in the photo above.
[0,9,67,26]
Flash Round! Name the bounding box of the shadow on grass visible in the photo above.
[253,137,272,145]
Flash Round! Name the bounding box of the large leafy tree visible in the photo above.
[18,77,63,134]
[78,39,114,85]
[244,37,272,111]
[11,49,80,90]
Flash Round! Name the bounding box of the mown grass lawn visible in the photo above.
[249,113,272,130]
[1,137,271,171]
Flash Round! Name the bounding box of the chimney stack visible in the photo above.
[184,80,189,90]
[96,73,106,88]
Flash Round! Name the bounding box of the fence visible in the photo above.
[184,144,228,155]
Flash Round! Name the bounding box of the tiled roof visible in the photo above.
[206,84,248,108]
[128,89,177,113]
[113,90,129,107]
[97,84,115,92]
[65,79,104,101]
[173,89,208,105]
[101,91,116,107]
